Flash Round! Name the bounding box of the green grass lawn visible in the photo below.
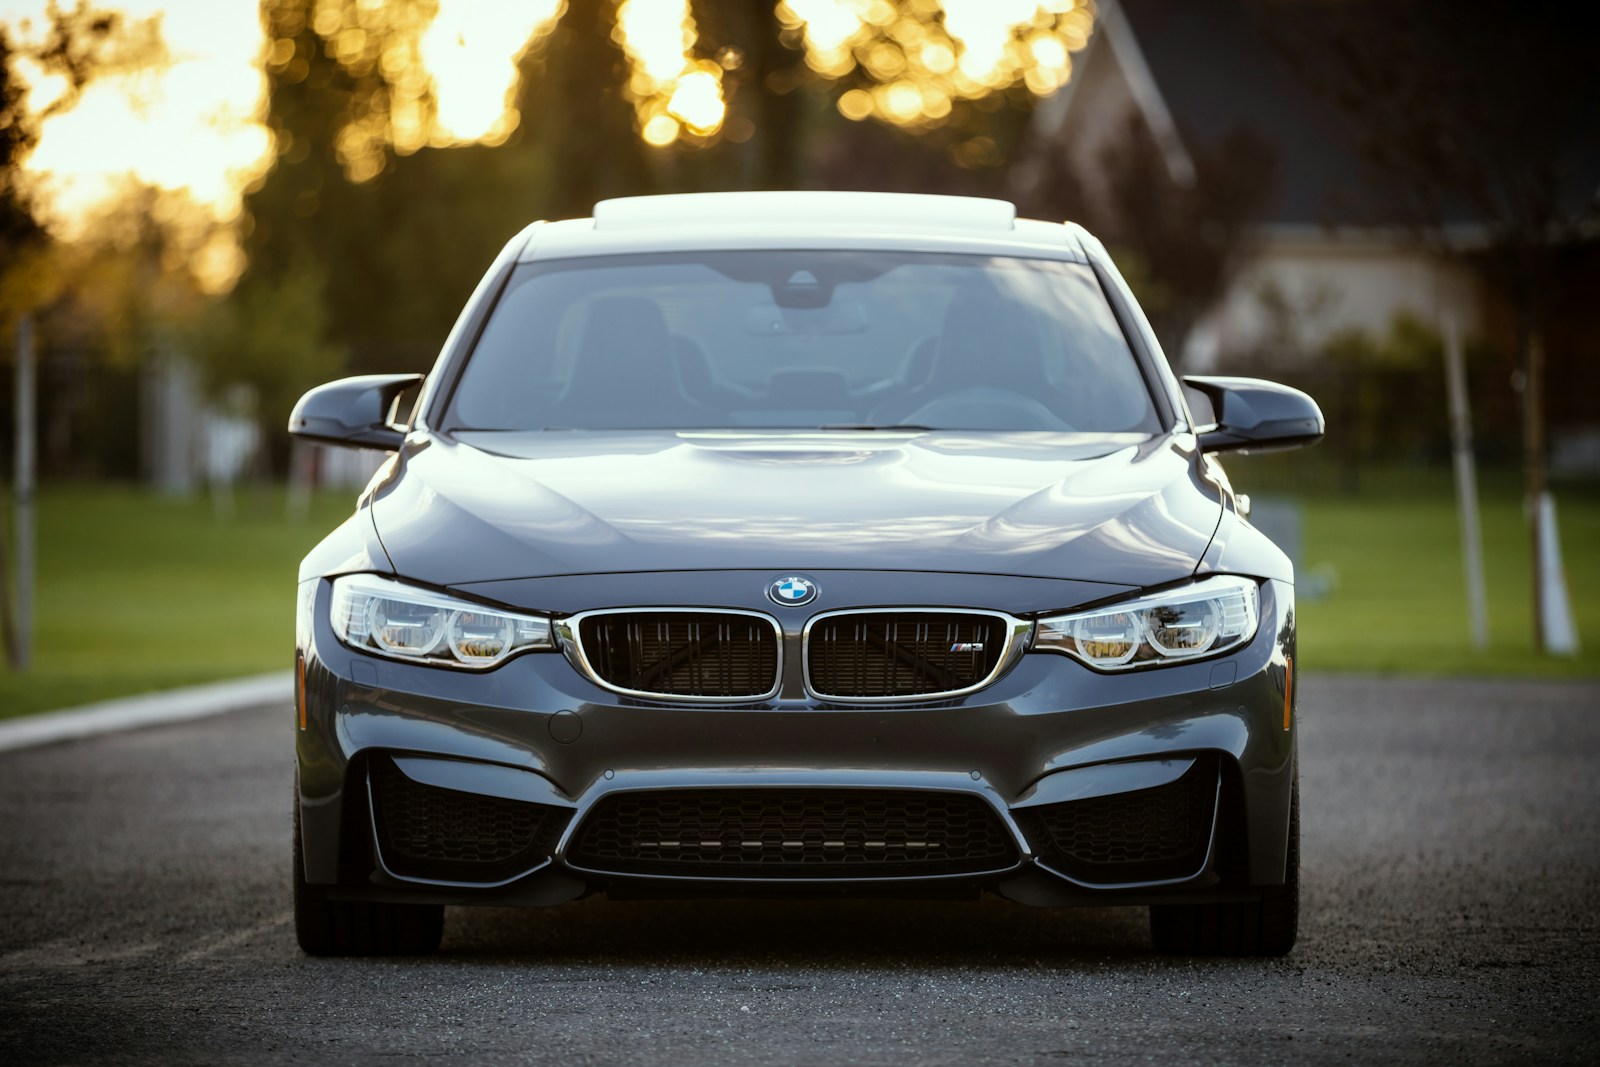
[1,478,1595,721]
[0,486,355,720]
[1290,488,1599,678]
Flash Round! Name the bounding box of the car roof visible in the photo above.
[515,191,1088,263]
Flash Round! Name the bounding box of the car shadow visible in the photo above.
[435,894,1161,969]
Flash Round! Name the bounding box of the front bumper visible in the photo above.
[295,577,1297,908]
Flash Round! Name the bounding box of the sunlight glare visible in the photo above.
[5,0,271,292]
[421,0,564,144]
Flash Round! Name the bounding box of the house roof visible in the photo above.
[1116,0,1366,227]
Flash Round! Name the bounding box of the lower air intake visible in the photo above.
[369,756,569,883]
[1016,756,1219,885]
[567,789,1018,878]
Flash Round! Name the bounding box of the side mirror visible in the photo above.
[1182,375,1324,454]
[287,373,425,451]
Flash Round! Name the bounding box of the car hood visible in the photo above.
[368,430,1222,589]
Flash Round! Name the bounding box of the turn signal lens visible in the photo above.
[1035,576,1260,671]
[331,575,553,669]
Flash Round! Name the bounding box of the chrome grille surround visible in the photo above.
[556,607,784,703]
[802,608,1034,703]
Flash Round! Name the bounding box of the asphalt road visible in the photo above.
[2,675,1598,1065]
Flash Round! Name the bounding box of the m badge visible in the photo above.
[950,642,985,653]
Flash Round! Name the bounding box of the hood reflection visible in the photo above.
[371,430,1222,586]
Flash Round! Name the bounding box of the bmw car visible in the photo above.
[288,191,1322,957]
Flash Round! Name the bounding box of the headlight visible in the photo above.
[1034,576,1260,671]
[329,575,553,669]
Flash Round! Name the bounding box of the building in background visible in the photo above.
[1028,0,1598,474]
[1037,0,1486,365]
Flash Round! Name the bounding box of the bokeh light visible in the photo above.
[614,0,726,144]
[305,0,564,182]
[778,0,1093,127]
[421,1,564,143]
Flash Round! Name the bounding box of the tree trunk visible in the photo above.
[746,7,803,190]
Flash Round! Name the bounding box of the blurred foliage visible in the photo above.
[0,2,168,336]
[3,2,1164,480]
[1225,306,1519,495]
[11,1,1113,477]
[0,186,214,477]
[221,0,1101,452]
[0,28,42,269]
[185,261,343,470]
[1266,0,1600,531]
[1020,113,1278,362]
[0,6,201,480]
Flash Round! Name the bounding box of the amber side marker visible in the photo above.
[1283,656,1294,731]
[296,655,307,731]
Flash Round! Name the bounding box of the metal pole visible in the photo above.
[14,314,36,669]
[1537,492,1580,655]
[1443,316,1487,650]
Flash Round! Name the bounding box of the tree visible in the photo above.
[1,4,188,483]
[0,29,43,265]
[272,0,1099,186]
[1,1,166,331]
[235,1,1107,389]
[1269,0,1600,652]
[1016,113,1277,360]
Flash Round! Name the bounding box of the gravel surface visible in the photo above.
[2,674,1598,1065]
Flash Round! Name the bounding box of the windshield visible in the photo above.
[445,251,1161,433]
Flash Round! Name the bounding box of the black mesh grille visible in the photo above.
[578,612,779,699]
[370,757,569,883]
[1017,757,1218,885]
[567,789,1018,878]
[806,612,1006,699]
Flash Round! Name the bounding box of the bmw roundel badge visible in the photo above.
[767,575,818,607]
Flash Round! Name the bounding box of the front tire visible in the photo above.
[293,784,444,957]
[1149,774,1299,957]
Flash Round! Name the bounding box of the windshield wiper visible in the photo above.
[815,423,935,432]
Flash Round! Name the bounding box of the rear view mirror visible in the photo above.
[288,373,425,451]
[1182,375,1324,454]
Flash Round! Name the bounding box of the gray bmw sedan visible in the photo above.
[288,191,1322,957]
